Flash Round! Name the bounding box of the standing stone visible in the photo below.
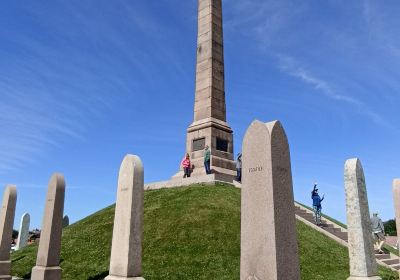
[62,215,69,228]
[15,212,30,251]
[344,158,381,280]
[0,185,17,280]
[392,179,400,256]
[173,0,236,178]
[31,173,65,280]
[105,155,145,280]
[240,120,300,280]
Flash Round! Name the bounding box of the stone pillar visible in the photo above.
[0,185,17,280]
[31,173,65,280]
[105,155,145,280]
[173,0,236,178]
[392,179,400,257]
[344,158,381,280]
[15,212,30,251]
[240,120,300,280]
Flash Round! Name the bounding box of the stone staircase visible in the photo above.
[294,203,400,272]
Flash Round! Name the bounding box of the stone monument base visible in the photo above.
[0,260,11,278]
[31,266,61,280]
[146,173,236,191]
[105,276,145,280]
[347,276,382,280]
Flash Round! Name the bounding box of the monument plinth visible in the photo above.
[174,0,235,178]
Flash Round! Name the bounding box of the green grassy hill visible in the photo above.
[11,184,398,280]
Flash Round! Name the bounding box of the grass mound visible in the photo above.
[11,183,398,279]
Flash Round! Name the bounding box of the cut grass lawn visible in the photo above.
[11,184,399,279]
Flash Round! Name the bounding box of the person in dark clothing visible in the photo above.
[311,183,324,226]
[236,153,242,182]
[371,212,386,253]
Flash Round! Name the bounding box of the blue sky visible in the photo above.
[1,0,399,229]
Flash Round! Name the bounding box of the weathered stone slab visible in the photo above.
[105,155,145,280]
[344,158,381,280]
[31,173,65,280]
[240,120,300,280]
[392,179,400,256]
[15,212,30,251]
[0,185,17,280]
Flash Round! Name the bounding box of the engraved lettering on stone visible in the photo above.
[248,166,263,173]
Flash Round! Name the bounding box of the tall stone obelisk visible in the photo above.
[175,0,235,178]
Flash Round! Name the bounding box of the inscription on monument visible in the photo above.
[246,275,260,280]
[248,166,263,173]
[193,138,205,152]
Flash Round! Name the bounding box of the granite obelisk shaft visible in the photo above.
[105,155,145,280]
[31,173,65,280]
[344,159,381,280]
[194,0,226,122]
[175,0,236,178]
[0,185,17,280]
[240,120,300,280]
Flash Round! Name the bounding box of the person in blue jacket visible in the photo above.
[311,183,325,226]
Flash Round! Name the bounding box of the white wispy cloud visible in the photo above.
[224,0,398,131]
[276,54,394,129]
[277,55,359,104]
[0,1,192,174]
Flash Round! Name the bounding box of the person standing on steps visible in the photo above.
[311,183,325,226]
[181,153,191,178]
[204,145,211,175]
[236,153,242,182]
[371,212,386,254]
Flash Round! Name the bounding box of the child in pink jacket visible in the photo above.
[181,153,191,178]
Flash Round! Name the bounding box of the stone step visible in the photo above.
[322,224,335,228]
[382,258,400,265]
[295,210,309,215]
[324,227,341,233]
[391,265,400,270]
[300,213,314,218]
[334,232,348,241]
[375,253,391,260]
[301,216,316,222]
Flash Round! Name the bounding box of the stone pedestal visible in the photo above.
[105,155,145,280]
[105,277,144,280]
[31,174,65,280]
[184,118,235,177]
[0,185,17,280]
[0,260,11,280]
[240,120,300,280]
[344,159,381,280]
[30,266,61,279]
[347,277,382,280]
